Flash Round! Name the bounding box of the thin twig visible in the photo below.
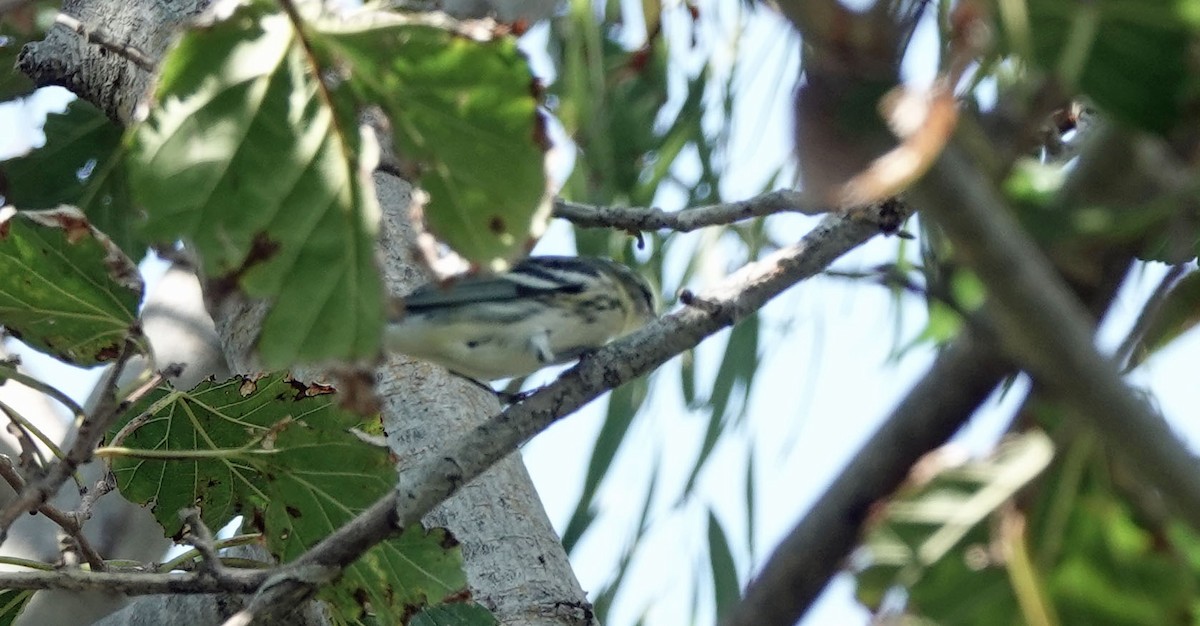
[0,335,142,544]
[180,508,225,577]
[0,363,88,426]
[0,456,106,571]
[0,402,47,473]
[0,567,266,594]
[552,189,835,232]
[54,13,156,72]
[911,137,1200,526]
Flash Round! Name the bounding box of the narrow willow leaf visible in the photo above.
[128,0,383,367]
[105,374,467,623]
[560,376,648,553]
[0,207,142,365]
[0,101,140,255]
[853,431,1055,609]
[0,588,33,626]
[682,314,759,497]
[318,15,550,268]
[1129,271,1200,367]
[707,510,740,622]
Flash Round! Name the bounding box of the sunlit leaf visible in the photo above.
[0,207,142,365]
[128,0,383,367]
[0,101,140,255]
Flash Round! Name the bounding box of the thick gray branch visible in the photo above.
[909,137,1200,524]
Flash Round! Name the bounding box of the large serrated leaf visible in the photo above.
[0,101,141,255]
[128,0,383,368]
[105,374,468,623]
[318,16,550,268]
[0,207,143,365]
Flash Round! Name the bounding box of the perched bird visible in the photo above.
[385,256,657,381]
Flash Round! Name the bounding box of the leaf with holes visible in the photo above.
[128,0,383,368]
[318,14,551,268]
[0,207,143,365]
[104,374,470,623]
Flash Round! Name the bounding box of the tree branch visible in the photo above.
[722,331,1014,626]
[225,201,905,624]
[0,567,266,595]
[909,135,1200,527]
[53,12,157,72]
[552,189,832,232]
[0,335,141,543]
[0,456,106,572]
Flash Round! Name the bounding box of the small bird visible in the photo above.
[385,256,657,381]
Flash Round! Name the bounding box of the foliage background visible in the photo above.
[4,0,1200,624]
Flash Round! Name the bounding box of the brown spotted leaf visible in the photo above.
[105,374,470,623]
[0,207,143,366]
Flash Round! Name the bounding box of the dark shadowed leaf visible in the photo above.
[0,207,142,365]
[682,314,759,497]
[105,374,466,623]
[560,375,649,553]
[0,588,32,626]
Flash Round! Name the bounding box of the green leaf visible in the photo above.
[853,431,1055,611]
[560,375,649,553]
[409,602,498,626]
[0,207,143,365]
[0,101,141,255]
[0,3,58,101]
[707,510,740,622]
[128,0,383,368]
[1129,270,1200,366]
[319,15,550,268]
[106,374,467,623]
[0,588,33,626]
[682,314,758,497]
[1007,0,1200,133]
